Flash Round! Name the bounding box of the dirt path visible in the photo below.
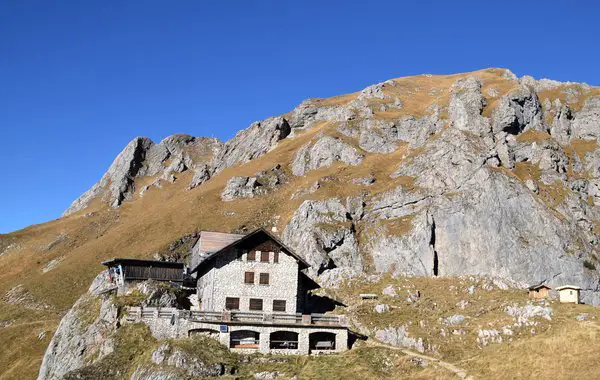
[366,339,473,379]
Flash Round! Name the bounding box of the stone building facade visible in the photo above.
[191,229,315,314]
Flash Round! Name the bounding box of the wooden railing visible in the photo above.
[126,307,345,326]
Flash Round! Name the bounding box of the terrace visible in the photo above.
[126,307,346,327]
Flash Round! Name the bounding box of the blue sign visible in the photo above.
[219,325,228,333]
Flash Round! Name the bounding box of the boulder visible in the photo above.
[375,304,390,313]
[221,176,266,201]
[375,326,425,353]
[531,140,569,176]
[221,165,285,201]
[187,164,211,190]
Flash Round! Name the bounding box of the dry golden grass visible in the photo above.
[512,162,541,183]
[570,138,599,160]
[464,305,600,380]
[538,85,600,113]
[0,304,59,380]
[515,129,552,143]
[330,275,529,361]
[328,275,600,379]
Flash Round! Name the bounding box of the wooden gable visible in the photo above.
[190,228,310,274]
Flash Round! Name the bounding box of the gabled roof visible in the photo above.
[194,231,245,253]
[555,285,582,291]
[190,228,310,273]
[102,258,184,268]
[528,284,551,291]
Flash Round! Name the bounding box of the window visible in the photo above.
[273,300,286,312]
[249,298,263,311]
[247,250,256,261]
[259,273,270,285]
[273,251,279,263]
[244,271,255,284]
[261,251,270,262]
[225,297,240,310]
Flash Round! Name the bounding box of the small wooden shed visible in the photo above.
[102,258,185,286]
[555,285,581,304]
[528,284,551,299]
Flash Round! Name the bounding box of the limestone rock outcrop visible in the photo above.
[292,136,364,176]
[288,99,355,130]
[449,77,490,137]
[492,86,543,135]
[221,165,286,201]
[212,116,290,172]
[221,176,267,201]
[282,198,363,279]
[64,136,222,215]
[38,271,118,380]
[572,97,600,140]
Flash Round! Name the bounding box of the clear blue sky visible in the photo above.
[1,1,599,233]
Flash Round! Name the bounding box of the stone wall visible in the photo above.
[128,308,348,355]
[196,244,300,313]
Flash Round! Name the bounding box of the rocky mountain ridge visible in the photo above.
[62,68,600,303]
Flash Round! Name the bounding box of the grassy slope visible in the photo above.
[1,68,600,379]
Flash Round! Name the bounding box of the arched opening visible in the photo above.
[230,330,260,349]
[188,328,219,338]
[309,331,336,351]
[270,331,299,349]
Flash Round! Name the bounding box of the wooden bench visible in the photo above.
[233,344,259,349]
[359,293,377,300]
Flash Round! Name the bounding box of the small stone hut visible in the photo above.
[528,284,551,299]
[555,285,581,304]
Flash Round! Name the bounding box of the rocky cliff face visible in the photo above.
[62,69,600,302]
[38,271,119,380]
[63,135,222,215]
[37,273,193,380]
